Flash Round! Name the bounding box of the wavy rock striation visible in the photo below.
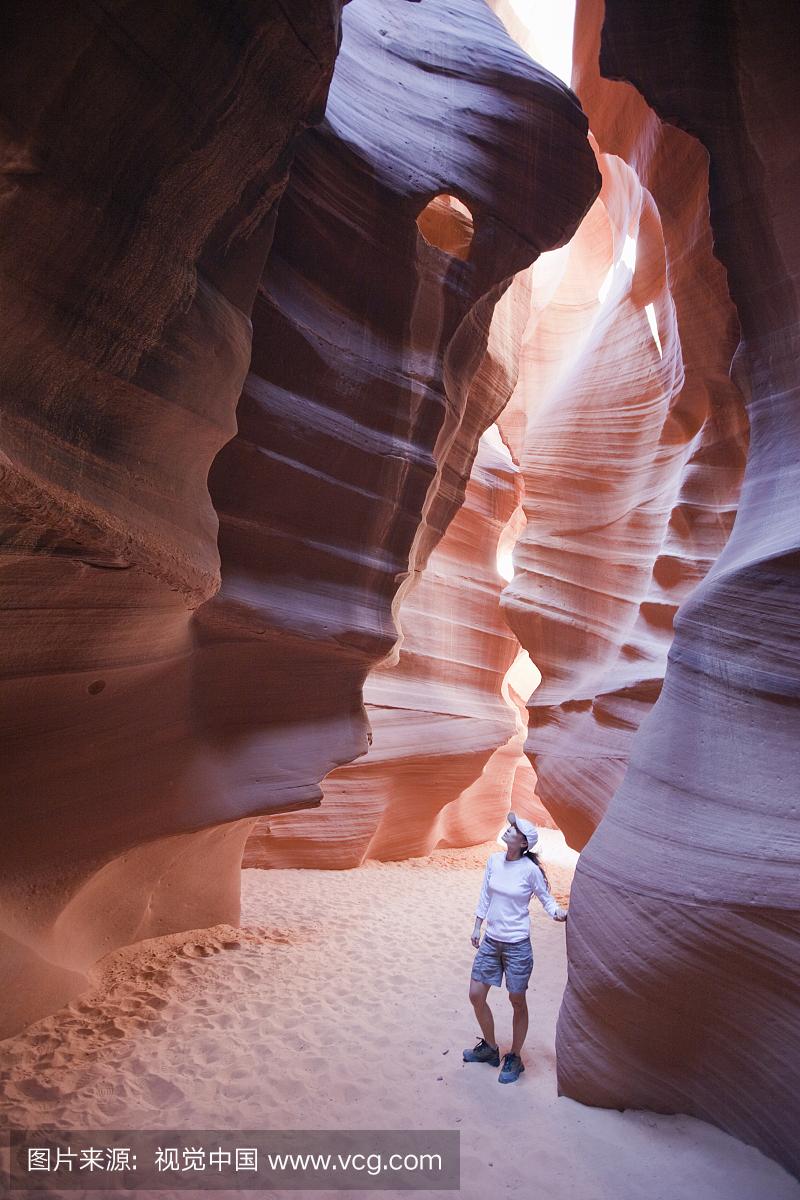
[0,0,599,1035]
[557,0,800,1177]
[498,17,748,852]
[0,0,345,1038]
[219,0,599,863]
[244,432,526,868]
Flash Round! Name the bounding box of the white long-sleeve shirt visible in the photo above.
[475,852,561,941]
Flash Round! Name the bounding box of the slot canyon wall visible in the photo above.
[244,429,535,869]
[551,0,800,1177]
[216,0,600,869]
[496,32,749,853]
[0,0,347,1040]
[5,0,795,1177]
[0,0,600,1038]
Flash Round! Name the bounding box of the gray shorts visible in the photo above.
[471,935,534,993]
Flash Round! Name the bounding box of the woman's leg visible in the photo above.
[509,991,528,1056]
[468,978,497,1049]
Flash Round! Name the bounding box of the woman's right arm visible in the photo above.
[472,859,492,946]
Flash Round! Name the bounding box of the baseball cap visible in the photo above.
[507,811,539,852]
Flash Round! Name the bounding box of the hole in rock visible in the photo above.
[416,194,474,260]
[87,680,106,695]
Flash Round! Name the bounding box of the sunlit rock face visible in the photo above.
[244,433,526,868]
[497,18,748,852]
[217,0,599,863]
[0,0,345,1038]
[0,1,599,1036]
[556,0,800,1177]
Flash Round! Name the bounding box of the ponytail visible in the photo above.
[524,848,550,892]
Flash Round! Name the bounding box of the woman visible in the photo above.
[464,811,567,1083]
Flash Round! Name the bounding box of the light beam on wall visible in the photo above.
[645,303,663,357]
[598,234,637,304]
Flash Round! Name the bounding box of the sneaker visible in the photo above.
[462,1037,500,1066]
[498,1052,525,1083]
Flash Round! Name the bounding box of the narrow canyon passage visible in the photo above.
[1,0,798,1188]
[1,858,797,1200]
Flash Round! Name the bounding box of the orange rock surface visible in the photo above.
[498,98,747,851]
[0,0,345,1040]
[0,0,599,1037]
[555,0,800,1178]
[244,432,529,868]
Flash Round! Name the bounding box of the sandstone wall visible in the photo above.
[0,0,599,1036]
[497,49,748,850]
[241,0,602,871]
[0,0,346,1040]
[244,431,528,868]
[556,0,800,1176]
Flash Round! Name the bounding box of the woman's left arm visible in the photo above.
[530,865,567,920]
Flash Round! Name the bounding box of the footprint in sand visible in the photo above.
[9,1079,63,1107]
[142,1074,184,1105]
[232,965,261,983]
[180,943,217,958]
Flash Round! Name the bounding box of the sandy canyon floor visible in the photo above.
[1,844,798,1200]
